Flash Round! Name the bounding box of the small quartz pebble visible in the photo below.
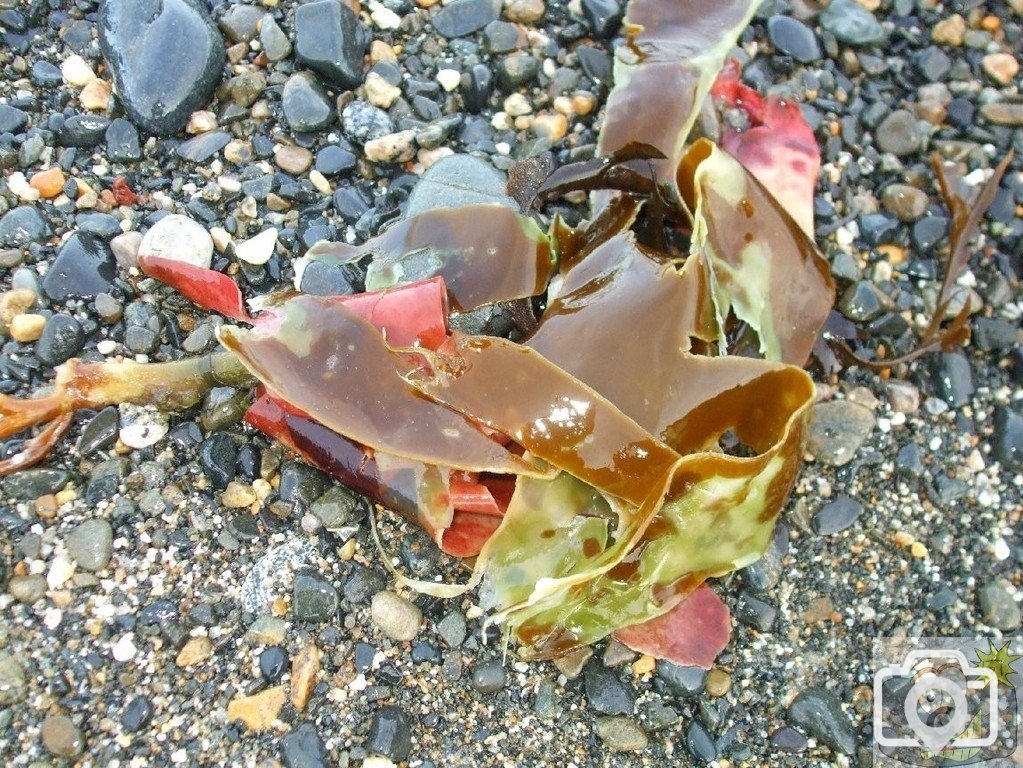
[80,79,112,110]
[112,633,137,662]
[235,228,278,265]
[276,145,313,174]
[222,481,257,508]
[372,6,402,28]
[982,53,1019,86]
[365,130,417,163]
[176,637,213,667]
[9,313,46,342]
[61,54,96,86]
[139,214,213,269]
[437,69,461,92]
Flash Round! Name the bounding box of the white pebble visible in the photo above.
[371,6,402,29]
[61,54,96,86]
[139,214,214,269]
[47,556,75,590]
[235,228,278,266]
[112,633,137,662]
[119,422,168,449]
[97,339,117,355]
[994,538,1010,561]
[436,69,461,92]
[43,609,63,630]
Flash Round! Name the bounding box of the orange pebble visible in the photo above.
[29,168,66,199]
[981,15,1000,32]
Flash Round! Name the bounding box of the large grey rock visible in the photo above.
[294,0,369,90]
[99,0,226,135]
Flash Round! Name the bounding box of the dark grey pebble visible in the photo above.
[583,664,636,715]
[497,54,540,91]
[819,0,885,46]
[259,646,288,682]
[105,118,141,162]
[992,407,1023,471]
[59,114,110,148]
[121,696,152,733]
[281,722,329,768]
[43,232,116,301]
[299,260,362,296]
[315,145,357,176]
[787,687,857,755]
[343,565,386,604]
[293,570,338,623]
[405,154,514,217]
[929,352,974,408]
[177,131,231,162]
[0,206,50,248]
[199,433,237,491]
[580,0,622,39]
[365,706,412,762]
[436,611,467,648]
[2,468,70,499]
[685,719,717,763]
[767,16,820,63]
[283,73,335,133]
[433,0,500,38]
[294,0,368,90]
[657,662,706,699]
[65,519,114,571]
[278,461,331,507]
[471,658,506,693]
[341,101,393,144]
[77,407,120,457]
[734,591,778,631]
[219,3,263,42]
[99,0,226,135]
[875,110,921,156]
[770,726,808,752]
[813,495,863,536]
[36,314,85,367]
[0,104,28,134]
[978,582,1021,631]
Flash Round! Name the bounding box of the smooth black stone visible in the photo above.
[281,723,329,768]
[121,696,153,733]
[293,570,338,622]
[577,45,612,86]
[43,232,116,301]
[294,0,369,90]
[657,662,706,699]
[100,0,226,136]
[462,63,493,113]
[433,0,500,38]
[0,104,28,134]
[497,54,539,91]
[199,432,237,491]
[365,706,412,762]
[259,646,288,682]
[283,72,335,133]
[787,687,857,755]
[858,213,898,246]
[767,16,820,63]
[411,642,441,663]
[929,352,974,408]
[355,642,376,672]
[316,145,357,176]
[584,664,636,715]
[105,118,142,162]
[236,445,260,480]
[36,314,84,366]
[86,473,120,504]
[470,658,506,693]
[734,591,778,631]
[177,131,231,162]
[992,407,1023,471]
[278,461,330,507]
[686,720,717,763]
[59,113,110,147]
[946,98,975,128]
[333,186,372,220]
[911,215,947,251]
[770,726,808,752]
[77,213,121,239]
[77,407,120,457]
[0,205,50,248]
[343,565,385,604]
[580,0,622,39]
[812,495,863,535]
[299,259,363,296]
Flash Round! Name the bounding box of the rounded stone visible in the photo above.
[41,714,85,758]
[65,518,114,571]
[370,591,423,642]
[139,215,213,269]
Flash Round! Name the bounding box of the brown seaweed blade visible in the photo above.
[218,295,546,476]
[303,205,553,312]
[596,0,761,205]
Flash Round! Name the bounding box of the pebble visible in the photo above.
[36,314,85,366]
[982,53,1019,86]
[235,228,278,266]
[583,664,636,715]
[80,79,112,110]
[3,468,69,499]
[657,662,706,698]
[176,636,214,667]
[705,668,731,697]
[735,591,778,630]
[260,14,292,61]
[279,461,330,507]
[294,0,369,90]
[875,109,921,156]
[992,407,1023,472]
[342,101,394,144]
[365,71,403,109]
[99,0,226,135]
[29,168,66,199]
[787,687,857,755]
[227,686,286,732]
[504,0,545,23]
[471,658,506,693]
[364,130,417,163]
[293,570,338,622]
[178,130,231,162]
[580,0,622,38]
[365,706,412,762]
[44,233,116,301]
[61,54,96,87]
[41,713,85,758]
[371,591,423,642]
[139,215,213,269]
[932,13,965,46]
[685,720,717,763]
[595,716,648,752]
[290,643,321,709]
[246,616,287,645]
[0,205,50,248]
[437,611,467,647]
[433,0,501,37]
[881,184,928,222]
[65,518,114,571]
[819,0,885,46]
[812,495,863,536]
[8,575,46,604]
[282,723,329,768]
[929,352,974,408]
[106,118,141,161]
[980,103,1023,127]
[807,400,875,466]
[0,651,27,705]
[371,6,402,29]
[222,481,257,508]
[767,15,820,63]
[0,104,28,134]
[978,582,1021,630]
[770,726,808,752]
[283,72,335,133]
[121,696,152,733]
[219,3,263,42]
[8,313,45,342]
